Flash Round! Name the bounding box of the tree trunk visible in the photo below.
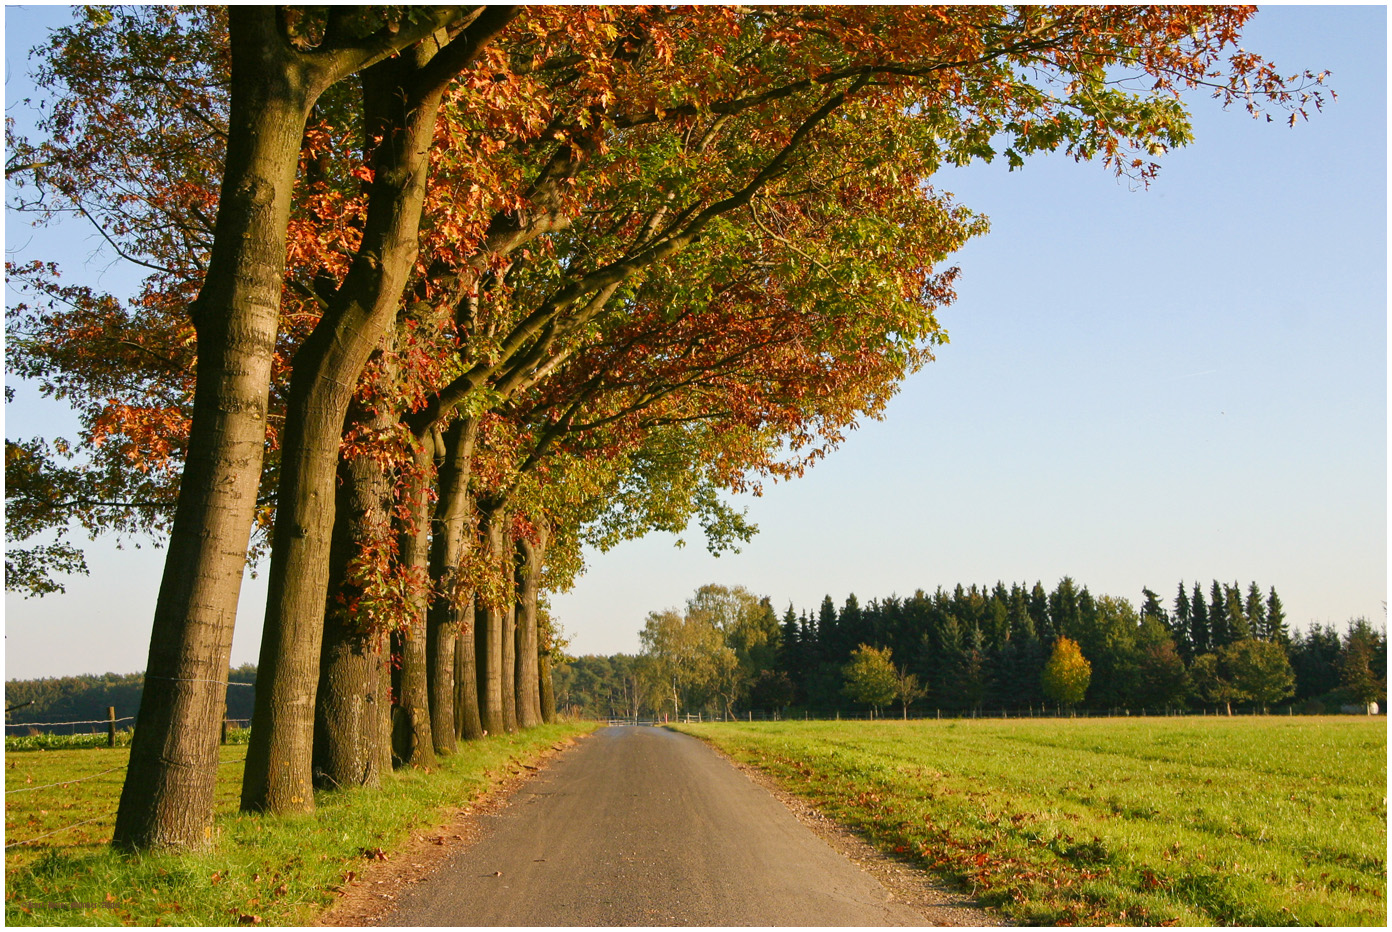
[514,524,547,729]
[113,14,321,849]
[312,385,397,790]
[426,418,479,754]
[240,45,447,813]
[115,7,485,846]
[454,599,485,740]
[539,649,557,724]
[502,602,519,734]
[475,502,509,736]
[392,439,436,770]
[240,7,516,812]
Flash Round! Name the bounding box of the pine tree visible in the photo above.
[1173,582,1193,659]
[1141,587,1167,623]
[779,604,802,689]
[1266,587,1289,645]
[1209,581,1230,648]
[1190,583,1210,656]
[1029,581,1054,644]
[1244,582,1267,640]
[799,610,819,666]
[1050,577,1081,641]
[837,594,864,662]
[1007,584,1035,642]
[1225,582,1251,642]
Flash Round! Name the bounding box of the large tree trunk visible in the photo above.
[454,599,485,740]
[514,523,548,728]
[475,501,509,736]
[502,601,519,734]
[392,439,436,769]
[241,10,515,814]
[539,651,557,724]
[241,49,438,812]
[114,5,484,850]
[426,418,478,755]
[312,383,397,790]
[113,16,320,851]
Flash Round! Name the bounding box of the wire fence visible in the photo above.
[596,704,1372,725]
[4,738,247,850]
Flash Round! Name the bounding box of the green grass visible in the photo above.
[5,722,597,926]
[676,716,1386,926]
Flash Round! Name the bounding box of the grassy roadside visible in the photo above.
[6,722,597,926]
[676,717,1386,926]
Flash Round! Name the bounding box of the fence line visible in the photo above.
[5,751,248,852]
[5,815,112,849]
[588,705,1366,724]
[5,766,127,795]
[5,716,135,729]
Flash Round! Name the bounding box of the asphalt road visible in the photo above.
[382,726,929,926]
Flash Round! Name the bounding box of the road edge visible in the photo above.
[316,731,594,927]
[683,728,1012,927]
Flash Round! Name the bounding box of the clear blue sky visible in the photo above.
[4,5,1386,678]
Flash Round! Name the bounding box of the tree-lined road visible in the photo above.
[381,727,932,926]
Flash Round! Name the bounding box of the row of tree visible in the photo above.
[555,582,1386,719]
[4,7,1325,850]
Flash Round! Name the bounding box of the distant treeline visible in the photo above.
[4,664,257,733]
[554,580,1387,719]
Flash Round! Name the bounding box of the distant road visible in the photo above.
[381,726,930,926]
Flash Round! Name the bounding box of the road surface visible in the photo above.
[380,726,933,926]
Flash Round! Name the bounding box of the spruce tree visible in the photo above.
[1209,581,1230,648]
[779,604,802,685]
[1244,582,1267,640]
[1008,585,1035,642]
[1226,582,1252,642]
[799,610,819,665]
[1141,588,1165,620]
[837,594,864,662]
[818,595,840,664]
[1265,587,1290,645]
[1173,582,1193,659]
[1190,583,1211,656]
[1050,577,1081,641]
[1029,581,1054,644]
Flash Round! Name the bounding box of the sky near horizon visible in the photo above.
[4,5,1387,680]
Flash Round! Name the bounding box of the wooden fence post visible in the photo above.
[221,719,229,745]
[107,706,116,747]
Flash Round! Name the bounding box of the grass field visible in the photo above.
[5,722,596,926]
[677,716,1386,926]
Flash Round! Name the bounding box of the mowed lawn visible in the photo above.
[678,716,1386,926]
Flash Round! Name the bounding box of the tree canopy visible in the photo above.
[4,5,1333,851]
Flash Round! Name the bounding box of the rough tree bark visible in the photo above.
[242,8,515,813]
[311,354,398,790]
[514,522,548,728]
[392,437,437,769]
[501,597,519,733]
[474,500,510,736]
[425,418,478,755]
[539,652,557,725]
[454,599,485,740]
[113,8,463,849]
